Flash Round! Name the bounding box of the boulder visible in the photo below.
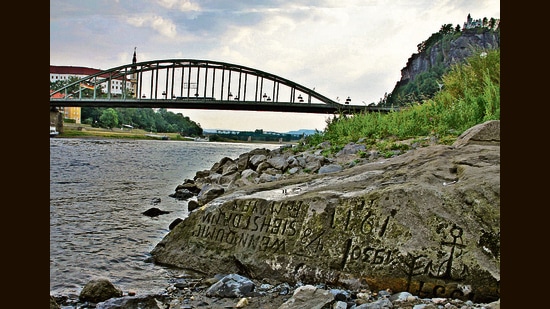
[197,184,225,206]
[169,218,183,230]
[205,274,255,298]
[211,157,234,173]
[169,188,194,200]
[452,120,500,148]
[187,200,200,212]
[79,278,122,304]
[174,180,201,194]
[278,285,334,309]
[318,164,343,174]
[153,122,500,303]
[249,154,267,169]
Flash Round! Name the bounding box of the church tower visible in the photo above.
[131,47,138,98]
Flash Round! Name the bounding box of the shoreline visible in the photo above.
[49,123,501,309]
[53,124,299,145]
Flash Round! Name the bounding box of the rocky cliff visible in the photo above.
[390,27,500,102]
[150,121,500,303]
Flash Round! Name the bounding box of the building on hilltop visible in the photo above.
[463,13,500,30]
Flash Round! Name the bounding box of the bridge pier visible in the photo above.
[50,107,63,133]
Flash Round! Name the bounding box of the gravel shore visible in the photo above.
[50,275,500,309]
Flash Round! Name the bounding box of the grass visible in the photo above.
[301,48,500,155]
[56,123,293,144]
[57,123,193,141]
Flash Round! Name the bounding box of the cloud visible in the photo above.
[155,0,201,12]
[51,0,499,130]
[125,15,178,38]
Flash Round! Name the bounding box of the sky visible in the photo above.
[50,0,500,132]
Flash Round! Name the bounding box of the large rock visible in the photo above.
[79,278,123,303]
[151,122,500,303]
[278,285,334,309]
[205,273,255,298]
[197,184,225,206]
[96,295,169,309]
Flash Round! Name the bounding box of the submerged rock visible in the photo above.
[142,207,170,217]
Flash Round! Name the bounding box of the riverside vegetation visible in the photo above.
[62,48,498,151]
[147,49,500,306]
[301,48,499,158]
[50,48,501,308]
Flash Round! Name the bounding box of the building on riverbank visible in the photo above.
[50,49,138,124]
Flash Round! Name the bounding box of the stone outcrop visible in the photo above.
[395,28,500,90]
[152,121,500,303]
[168,141,372,205]
[388,27,500,105]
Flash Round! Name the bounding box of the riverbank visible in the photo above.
[55,123,298,145]
[56,123,192,141]
[50,121,501,308]
[50,136,501,308]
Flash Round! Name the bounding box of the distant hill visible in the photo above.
[204,128,318,136]
[286,129,317,136]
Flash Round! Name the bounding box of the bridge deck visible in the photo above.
[50,98,393,114]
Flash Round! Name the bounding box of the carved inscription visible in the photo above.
[414,281,475,301]
[191,200,304,253]
[329,201,397,237]
[429,225,468,280]
[186,197,487,300]
[300,228,324,253]
[329,199,398,270]
[340,238,396,270]
[396,224,473,299]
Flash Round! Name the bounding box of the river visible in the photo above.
[49,138,280,297]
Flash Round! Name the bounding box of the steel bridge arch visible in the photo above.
[50,59,345,109]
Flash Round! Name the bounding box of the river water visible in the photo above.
[49,138,279,297]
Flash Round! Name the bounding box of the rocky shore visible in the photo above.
[50,274,501,309]
[50,121,500,309]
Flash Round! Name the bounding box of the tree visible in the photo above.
[439,24,454,35]
[99,108,119,129]
[50,80,67,91]
[50,76,103,98]
[488,18,497,30]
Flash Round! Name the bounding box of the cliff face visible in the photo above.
[393,28,500,92]
[150,121,500,303]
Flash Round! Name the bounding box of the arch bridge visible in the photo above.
[50,59,393,114]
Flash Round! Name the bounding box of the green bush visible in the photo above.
[306,49,500,155]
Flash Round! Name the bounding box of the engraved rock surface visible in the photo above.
[152,122,500,303]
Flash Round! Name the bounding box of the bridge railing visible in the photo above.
[51,59,339,104]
